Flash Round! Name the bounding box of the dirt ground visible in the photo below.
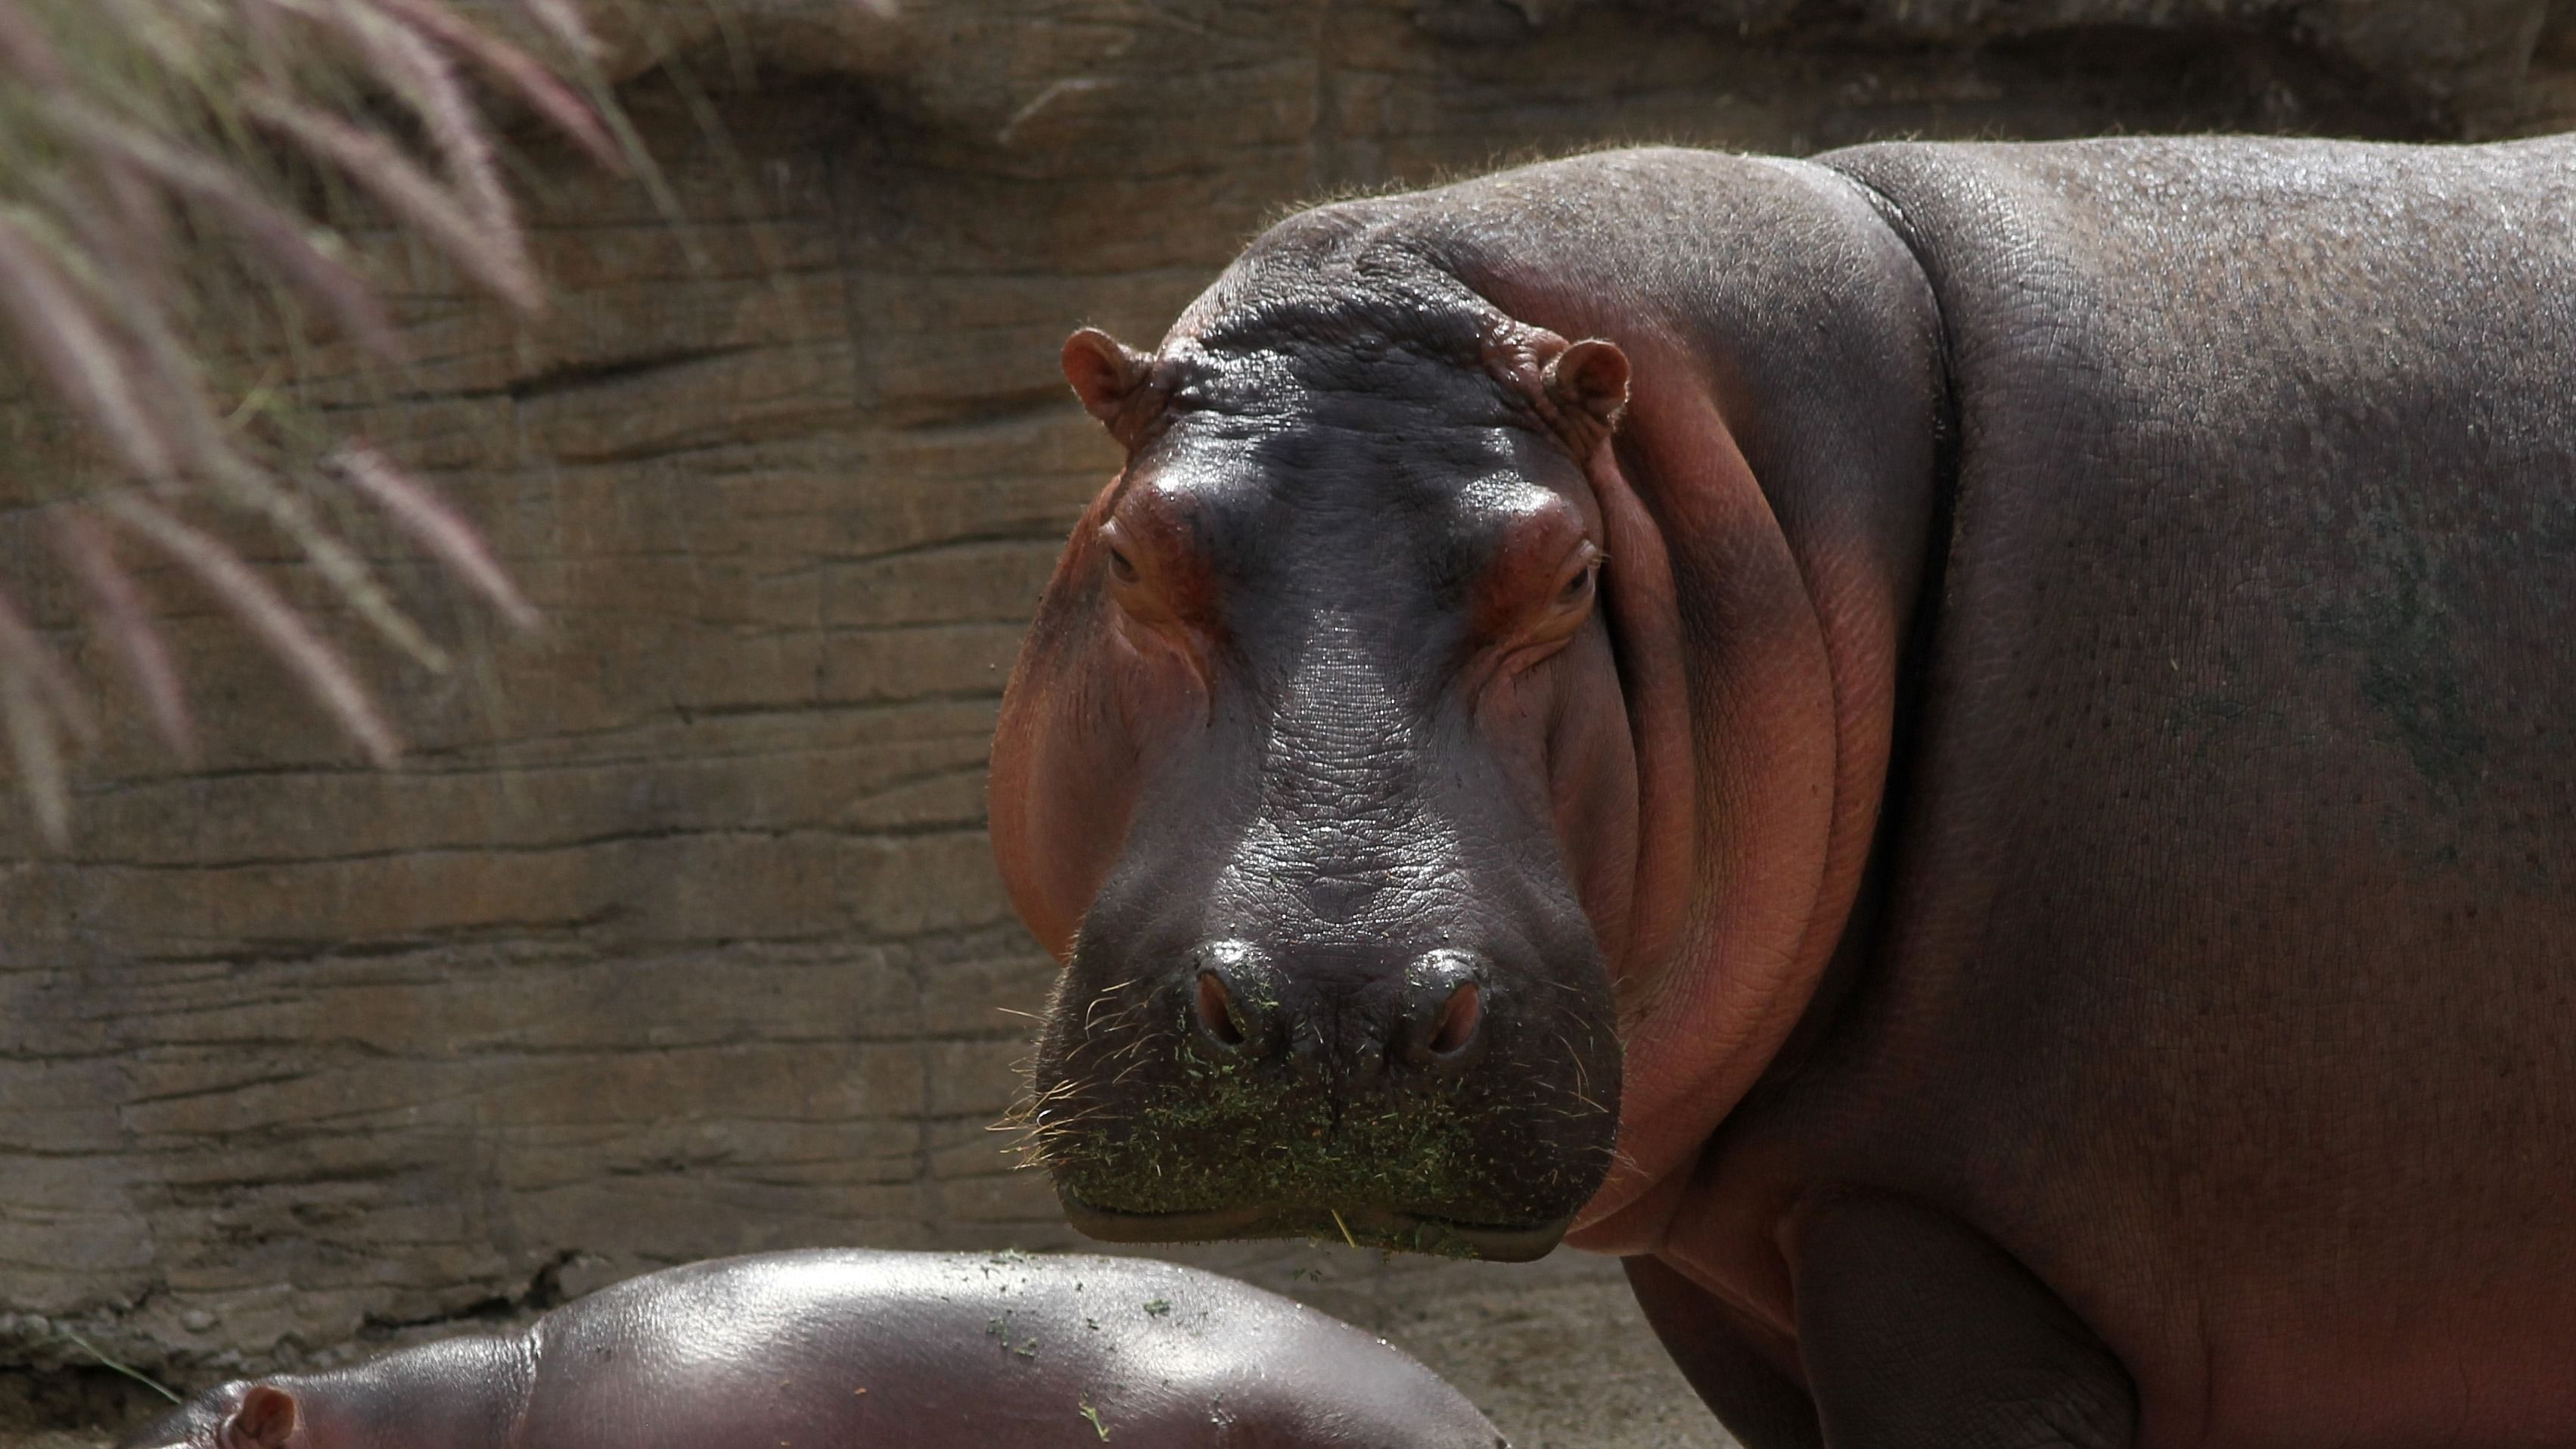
[2,1250,1724,1449]
[1372,1258,1731,1449]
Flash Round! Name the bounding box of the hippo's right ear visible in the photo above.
[1543,338,1630,437]
[1061,328,1161,449]
[220,1385,299,1449]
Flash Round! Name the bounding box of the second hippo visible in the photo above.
[123,1249,1506,1449]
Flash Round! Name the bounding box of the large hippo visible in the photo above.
[989,136,2576,1448]
[120,1250,1504,1449]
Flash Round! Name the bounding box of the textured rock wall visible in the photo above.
[5,0,2573,1423]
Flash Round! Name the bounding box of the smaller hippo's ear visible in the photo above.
[221,1385,299,1449]
[1061,328,1161,447]
[1543,338,1630,433]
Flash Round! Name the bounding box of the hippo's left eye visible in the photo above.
[1106,544,1140,583]
[1487,543,1603,673]
[1547,547,1603,618]
[1558,561,1596,605]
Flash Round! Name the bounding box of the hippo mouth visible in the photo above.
[1027,957,1621,1261]
[1056,1189,1574,1262]
[1028,1041,1615,1262]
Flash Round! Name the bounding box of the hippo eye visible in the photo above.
[1553,552,1602,613]
[1106,545,1139,583]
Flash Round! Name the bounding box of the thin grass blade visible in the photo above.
[207,454,452,674]
[0,211,178,483]
[33,148,172,314]
[0,574,92,848]
[53,102,405,359]
[0,581,96,747]
[0,0,64,88]
[54,509,193,757]
[243,90,540,312]
[327,3,514,237]
[507,0,601,61]
[18,192,247,487]
[104,493,402,766]
[328,442,539,633]
[0,671,70,847]
[368,0,624,171]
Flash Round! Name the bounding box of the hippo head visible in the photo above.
[992,227,1639,1260]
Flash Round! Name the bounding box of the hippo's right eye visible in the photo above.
[1106,544,1139,583]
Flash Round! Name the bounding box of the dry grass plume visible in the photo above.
[0,0,625,841]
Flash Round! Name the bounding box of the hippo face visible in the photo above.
[992,261,1635,1259]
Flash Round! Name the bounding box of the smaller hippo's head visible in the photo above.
[120,1382,304,1449]
[993,222,1638,1259]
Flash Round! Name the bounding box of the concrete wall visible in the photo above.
[4,0,2569,1423]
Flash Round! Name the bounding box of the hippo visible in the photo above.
[119,1250,1504,1449]
[989,135,2576,1448]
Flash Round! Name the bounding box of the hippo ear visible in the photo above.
[1543,338,1630,433]
[221,1385,299,1449]
[1061,328,1160,446]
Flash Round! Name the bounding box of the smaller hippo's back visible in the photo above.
[122,1251,1503,1449]
[522,1250,1501,1448]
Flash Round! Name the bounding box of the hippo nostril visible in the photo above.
[1183,944,1279,1059]
[1195,969,1247,1048]
[1427,982,1481,1057]
[1401,950,1490,1071]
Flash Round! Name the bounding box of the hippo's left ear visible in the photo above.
[1544,338,1630,435]
[1061,328,1163,450]
[220,1385,300,1449]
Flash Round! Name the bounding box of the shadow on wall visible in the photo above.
[2,0,2570,1433]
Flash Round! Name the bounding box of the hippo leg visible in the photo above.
[1624,1257,1820,1449]
[1792,1192,2138,1449]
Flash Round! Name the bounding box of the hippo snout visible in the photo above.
[1029,922,1617,1261]
[1182,941,1489,1081]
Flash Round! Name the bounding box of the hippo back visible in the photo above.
[1801,135,2576,1444]
[515,1249,1505,1449]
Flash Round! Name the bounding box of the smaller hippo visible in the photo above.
[121,1250,1505,1449]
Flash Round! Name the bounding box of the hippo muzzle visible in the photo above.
[1029,732,1624,1259]
[993,270,1639,1258]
